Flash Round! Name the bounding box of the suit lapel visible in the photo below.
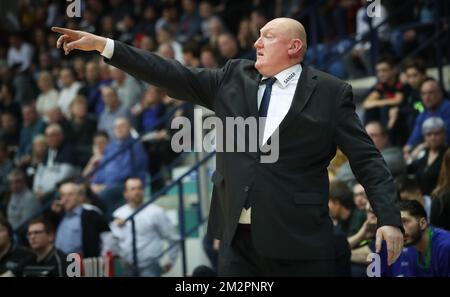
[244,64,262,118]
[277,65,317,135]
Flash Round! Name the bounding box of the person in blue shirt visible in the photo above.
[92,117,148,219]
[380,200,450,277]
[404,79,450,160]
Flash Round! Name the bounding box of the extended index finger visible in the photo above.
[52,27,78,37]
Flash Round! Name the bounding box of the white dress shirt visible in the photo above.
[108,204,180,269]
[240,64,302,224]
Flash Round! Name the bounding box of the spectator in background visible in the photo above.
[362,57,407,146]
[26,217,67,277]
[344,0,388,79]
[0,142,13,211]
[408,117,448,196]
[19,135,47,189]
[36,71,59,122]
[45,106,75,143]
[404,79,450,158]
[398,177,432,221]
[82,131,110,179]
[33,124,79,201]
[0,217,35,277]
[48,181,109,258]
[431,148,450,231]
[199,0,215,39]
[200,46,219,69]
[158,42,176,60]
[0,111,20,151]
[182,42,201,68]
[82,60,110,115]
[92,117,148,219]
[329,180,366,238]
[381,200,450,277]
[156,24,184,64]
[217,32,255,65]
[206,16,226,50]
[335,121,406,188]
[0,82,22,122]
[110,66,144,109]
[15,104,46,164]
[6,169,40,230]
[177,0,202,43]
[136,5,157,38]
[352,183,368,211]
[402,59,428,132]
[98,86,130,139]
[57,67,83,118]
[68,95,97,166]
[7,32,34,73]
[105,177,179,277]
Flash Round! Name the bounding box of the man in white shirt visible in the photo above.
[106,177,179,277]
[57,67,82,118]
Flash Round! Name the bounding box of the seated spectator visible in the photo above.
[35,71,59,122]
[408,117,448,196]
[182,42,201,68]
[402,59,428,132]
[380,200,450,277]
[25,217,67,277]
[82,131,110,179]
[48,181,109,258]
[68,95,97,166]
[0,82,22,122]
[19,135,47,189]
[7,32,34,73]
[110,66,144,109]
[0,142,13,209]
[200,46,219,69]
[15,103,46,165]
[33,124,80,201]
[104,177,179,277]
[430,148,450,231]
[156,23,184,64]
[398,177,432,221]
[352,183,369,211]
[92,118,148,219]
[176,0,202,44]
[98,86,130,138]
[82,60,111,115]
[328,180,366,237]
[46,106,75,143]
[0,217,36,277]
[0,111,20,152]
[362,57,407,146]
[217,32,255,65]
[57,67,83,119]
[335,121,406,188]
[404,79,450,158]
[343,0,388,79]
[6,169,40,230]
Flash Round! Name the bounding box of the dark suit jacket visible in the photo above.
[106,41,402,260]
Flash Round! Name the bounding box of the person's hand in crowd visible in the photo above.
[213,239,220,251]
[161,263,172,273]
[91,183,106,194]
[52,27,107,55]
[114,218,126,227]
[375,225,404,266]
[15,155,31,167]
[51,199,63,213]
[387,107,399,130]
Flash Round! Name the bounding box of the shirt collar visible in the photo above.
[261,64,302,89]
[67,205,83,217]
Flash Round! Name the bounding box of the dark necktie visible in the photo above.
[259,77,277,118]
[243,77,277,210]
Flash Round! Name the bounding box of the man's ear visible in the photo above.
[419,217,428,231]
[288,39,302,56]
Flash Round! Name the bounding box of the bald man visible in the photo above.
[52,18,403,276]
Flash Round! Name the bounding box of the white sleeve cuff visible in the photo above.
[100,38,114,59]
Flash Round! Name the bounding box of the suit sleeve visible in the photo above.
[334,83,402,229]
[105,40,228,111]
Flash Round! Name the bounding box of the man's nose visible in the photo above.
[254,37,262,49]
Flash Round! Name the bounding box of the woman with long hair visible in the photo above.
[430,148,450,231]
